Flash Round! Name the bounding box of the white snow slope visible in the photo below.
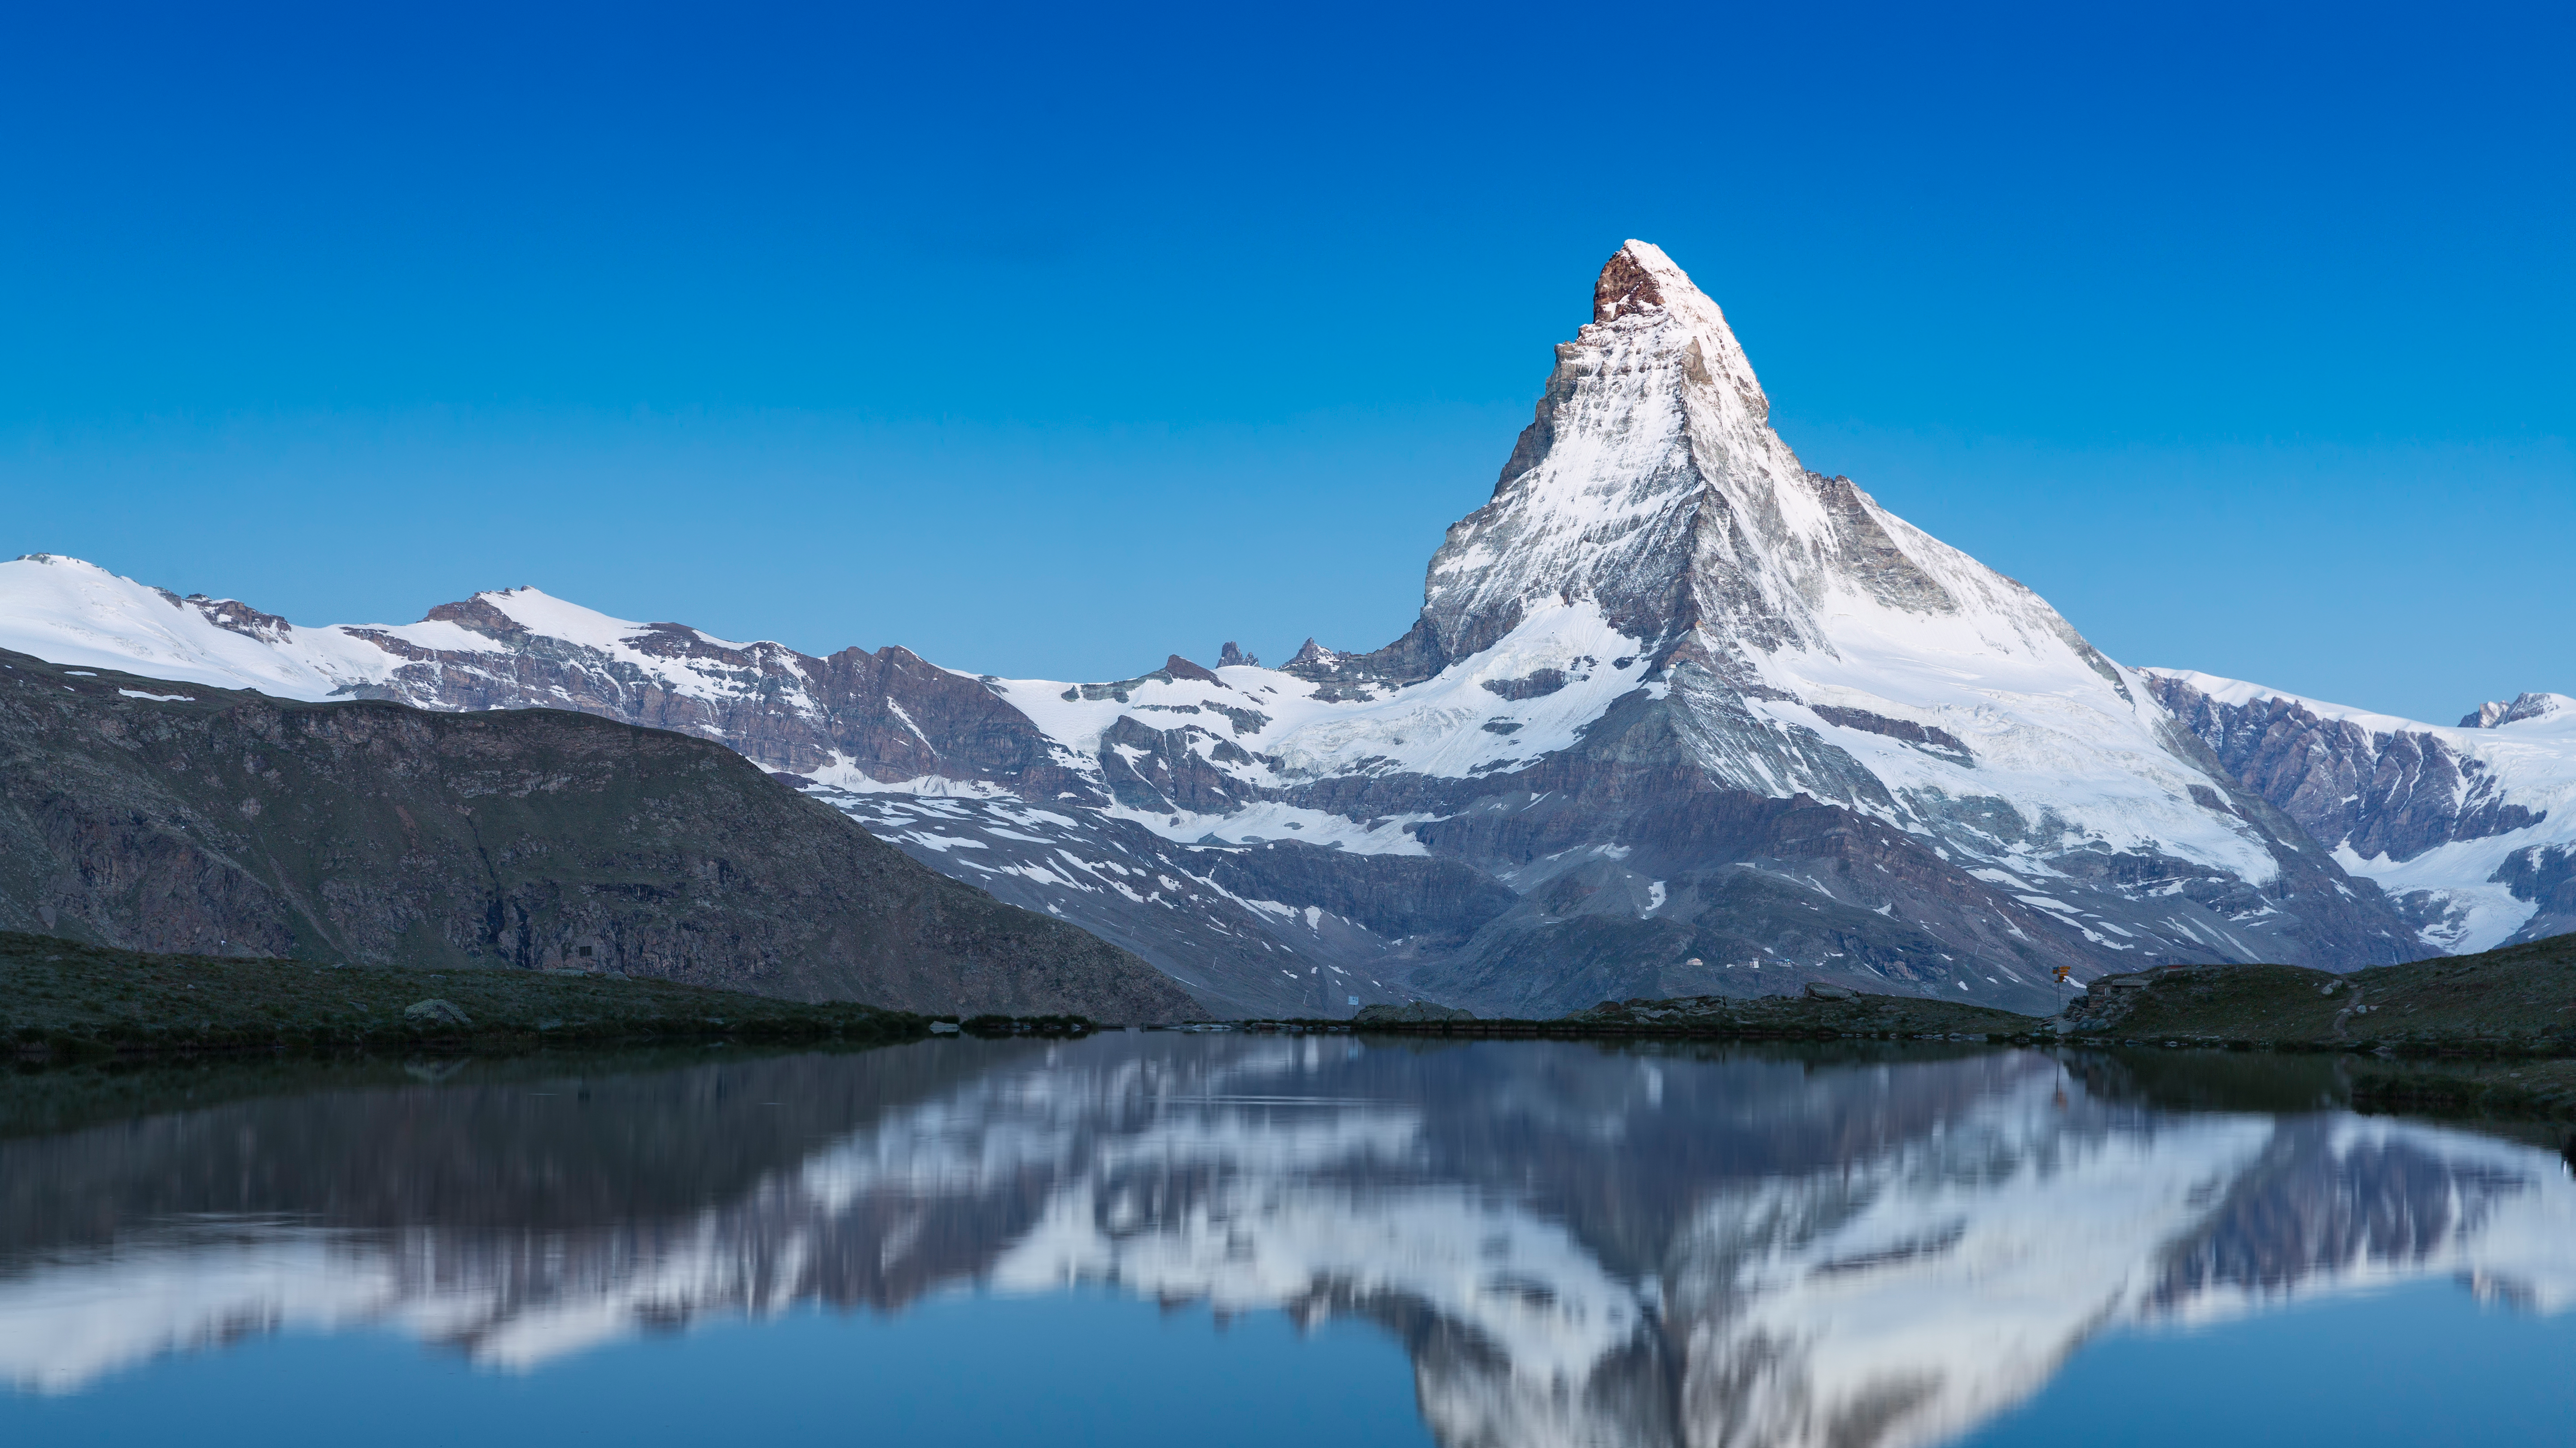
[0,553,442,698]
[0,553,786,708]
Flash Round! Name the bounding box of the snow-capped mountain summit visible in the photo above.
[1227,241,2418,1007]
[0,243,2473,1014]
[0,554,809,721]
[1301,241,2282,889]
[1405,239,2063,693]
[1423,239,1783,669]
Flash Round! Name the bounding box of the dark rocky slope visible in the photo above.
[0,650,1201,1021]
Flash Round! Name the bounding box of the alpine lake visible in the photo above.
[4,1032,2571,1448]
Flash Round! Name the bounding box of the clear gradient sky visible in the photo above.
[3,3,2567,722]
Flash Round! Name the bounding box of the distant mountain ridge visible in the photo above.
[2145,671,2576,952]
[3,242,2558,1014]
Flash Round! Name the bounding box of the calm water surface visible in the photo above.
[2,1036,2571,1446]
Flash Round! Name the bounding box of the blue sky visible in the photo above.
[3,2,2566,721]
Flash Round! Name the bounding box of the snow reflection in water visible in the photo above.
[2,1037,2571,1448]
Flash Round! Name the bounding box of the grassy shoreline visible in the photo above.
[3,930,928,1060]
[2055,935,2576,1057]
[1263,990,2046,1044]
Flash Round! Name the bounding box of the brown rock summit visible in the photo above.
[1592,240,1669,322]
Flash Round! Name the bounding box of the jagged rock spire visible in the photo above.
[1300,240,1995,687]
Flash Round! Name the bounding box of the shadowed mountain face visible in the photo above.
[0,245,2452,1017]
[0,649,1200,1020]
[4,1039,2569,1448]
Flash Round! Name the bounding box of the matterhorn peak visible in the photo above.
[1586,240,1768,413]
[1591,238,1727,335]
[1394,239,1822,670]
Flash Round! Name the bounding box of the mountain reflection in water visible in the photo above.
[3,1038,2572,1448]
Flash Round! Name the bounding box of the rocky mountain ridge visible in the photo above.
[2145,671,2576,953]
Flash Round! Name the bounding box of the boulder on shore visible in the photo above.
[403,998,474,1028]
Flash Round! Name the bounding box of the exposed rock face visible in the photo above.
[0,649,1201,1021]
[2493,845,2576,939]
[2147,675,2543,862]
[815,798,1504,1018]
[2146,672,2576,952]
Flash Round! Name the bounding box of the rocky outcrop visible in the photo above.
[402,999,473,1027]
[2464,693,2571,729]
[2494,845,2576,942]
[0,649,1201,1021]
